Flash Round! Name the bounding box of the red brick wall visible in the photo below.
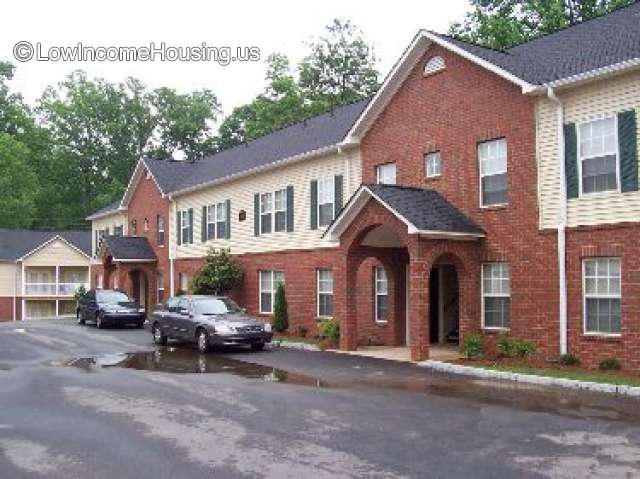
[360,44,560,358]
[0,297,15,321]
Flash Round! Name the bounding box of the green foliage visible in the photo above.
[558,353,581,366]
[191,249,243,295]
[450,0,634,49]
[272,282,289,332]
[461,332,484,358]
[317,318,340,342]
[0,133,39,228]
[74,285,87,301]
[599,357,622,371]
[497,334,537,358]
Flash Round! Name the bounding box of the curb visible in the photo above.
[419,360,640,398]
[272,340,321,352]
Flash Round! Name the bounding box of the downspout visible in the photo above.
[169,198,176,297]
[547,87,568,356]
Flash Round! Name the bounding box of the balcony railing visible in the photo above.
[24,282,88,296]
[58,283,88,295]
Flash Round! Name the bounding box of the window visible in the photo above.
[157,272,164,301]
[113,225,124,237]
[424,56,445,76]
[97,274,103,290]
[578,116,618,195]
[317,269,334,318]
[479,139,508,206]
[375,266,388,322]
[376,163,397,185]
[274,189,287,232]
[131,220,137,236]
[180,211,190,244]
[206,202,227,240]
[482,263,510,329]
[157,216,165,246]
[259,270,284,314]
[425,152,442,178]
[584,258,621,335]
[144,218,149,232]
[317,178,335,227]
[179,272,189,293]
[260,192,273,234]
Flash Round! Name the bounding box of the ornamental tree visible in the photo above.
[191,249,243,295]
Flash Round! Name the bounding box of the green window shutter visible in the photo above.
[176,211,182,246]
[618,110,638,193]
[334,175,343,217]
[286,185,294,232]
[188,208,194,244]
[564,123,579,199]
[201,206,207,242]
[310,180,318,230]
[254,193,260,236]
[225,199,231,239]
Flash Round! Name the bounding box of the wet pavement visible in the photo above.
[1,320,640,478]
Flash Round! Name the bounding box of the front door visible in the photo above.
[429,267,440,343]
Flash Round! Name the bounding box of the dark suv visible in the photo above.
[77,289,146,329]
[149,295,273,353]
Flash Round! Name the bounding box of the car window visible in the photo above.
[166,297,181,311]
[97,290,130,304]
[177,298,190,313]
[194,298,243,315]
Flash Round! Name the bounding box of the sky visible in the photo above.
[1,0,470,116]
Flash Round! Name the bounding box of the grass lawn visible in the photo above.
[477,364,640,387]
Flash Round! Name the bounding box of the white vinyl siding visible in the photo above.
[479,139,508,207]
[317,269,334,318]
[376,163,396,185]
[375,266,388,323]
[583,258,621,335]
[482,263,510,329]
[91,212,127,260]
[0,263,17,297]
[259,270,284,314]
[536,71,640,229]
[22,239,90,267]
[317,177,335,227]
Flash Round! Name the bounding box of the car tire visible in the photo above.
[251,342,265,352]
[152,323,167,346]
[136,322,144,329]
[76,310,85,325]
[96,313,104,329]
[196,329,210,354]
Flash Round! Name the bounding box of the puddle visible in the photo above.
[61,348,324,387]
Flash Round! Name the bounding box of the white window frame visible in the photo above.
[317,177,335,227]
[273,189,287,232]
[577,115,620,197]
[206,202,227,240]
[425,151,442,178]
[259,270,284,314]
[375,266,388,323]
[583,257,622,337]
[481,262,511,330]
[376,163,397,185]
[317,269,334,319]
[478,138,508,208]
[157,216,165,247]
[180,210,190,244]
[179,272,189,293]
[260,192,273,235]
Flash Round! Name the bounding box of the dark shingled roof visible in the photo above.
[145,99,369,195]
[366,184,485,235]
[431,1,640,84]
[87,200,121,219]
[102,236,156,261]
[0,229,92,261]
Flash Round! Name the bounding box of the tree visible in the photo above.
[299,19,379,110]
[272,282,289,332]
[450,0,635,49]
[191,249,243,295]
[0,133,39,228]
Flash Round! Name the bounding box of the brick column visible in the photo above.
[338,255,361,351]
[408,243,430,361]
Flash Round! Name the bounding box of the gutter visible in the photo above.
[546,86,568,356]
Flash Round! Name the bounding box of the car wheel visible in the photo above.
[96,313,104,329]
[251,342,265,352]
[76,310,85,325]
[152,323,167,346]
[197,329,210,354]
[136,322,144,329]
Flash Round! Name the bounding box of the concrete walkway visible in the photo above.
[331,344,461,363]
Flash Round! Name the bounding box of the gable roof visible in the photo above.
[86,200,123,221]
[100,236,157,262]
[325,184,485,241]
[0,229,92,261]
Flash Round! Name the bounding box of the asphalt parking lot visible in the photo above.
[1,319,639,478]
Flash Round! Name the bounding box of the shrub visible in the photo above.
[461,333,484,359]
[74,285,87,301]
[272,283,289,332]
[191,248,243,295]
[497,334,536,358]
[559,354,581,367]
[317,318,340,342]
[599,357,621,371]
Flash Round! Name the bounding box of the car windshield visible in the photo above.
[193,298,243,315]
[97,291,131,304]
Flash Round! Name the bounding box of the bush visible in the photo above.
[599,357,621,371]
[272,282,289,332]
[317,318,340,342]
[461,333,484,359]
[191,248,243,295]
[497,334,536,358]
[74,285,87,301]
[559,354,581,367]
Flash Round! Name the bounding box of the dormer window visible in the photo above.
[424,56,445,76]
